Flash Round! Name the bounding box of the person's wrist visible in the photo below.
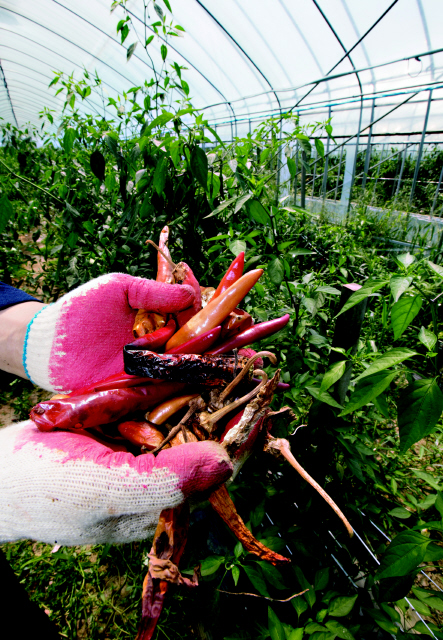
[0,302,46,378]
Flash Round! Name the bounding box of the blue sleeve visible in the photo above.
[0,281,40,311]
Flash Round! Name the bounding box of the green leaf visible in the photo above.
[145,35,154,46]
[90,150,105,181]
[398,378,443,453]
[419,326,437,351]
[287,156,296,177]
[231,565,240,586]
[103,133,120,159]
[427,260,443,278]
[181,79,190,95]
[268,607,285,640]
[153,156,167,195]
[234,193,252,214]
[205,195,238,218]
[390,276,413,302]
[63,127,76,153]
[339,371,398,416]
[229,239,246,257]
[316,286,341,295]
[354,348,417,382]
[325,621,355,640]
[257,561,286,590]
[292,596,308,618]
[314,138,325,158]
[243,564,269,597]
[366,608,398,634]
[287,629,304,640]
[373,393,390,418]
[412,470,441,491]
[190,146,208,191]
[268,257,285,285]
[199,555,224,576]
[320,361,347,392]
[328,595,358,617]
[314,568,329,591]
[391,295,422,340]
[66,231,78,249]
[160,44,167,61]
[335,280,388,317]
[389,507,412,519]
[248,199,270,225]
[82,220,94,234]
[306,386,343,410]
[0,194,14,234]
[127,42,137,61]
[396,252,416,269]
[143,111,174,135]
[435,491,443,517]
[376,530,431,579]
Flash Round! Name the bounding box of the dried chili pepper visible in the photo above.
[136,504,194,640]
[164,325,221,355]
[209,485,290,565]
[124,349,249,386]
[127,317,176,349]
[165,269,263,352]
[30,382,184,432]
[212,251,245,300]
[207,313,290,355]
[64,372,151,397]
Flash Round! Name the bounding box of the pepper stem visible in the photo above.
[151,399,204,454]
[265,437,354,538]
[146,239,177,270]
[219,351,277,403]
[200,371,268,433]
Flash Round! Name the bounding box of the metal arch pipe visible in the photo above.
[409,89,433,205]
[0,60,17,127]
[193,0,284,127]
[0,8,138,88]
[124,5,239,129]
[294,0,364,110]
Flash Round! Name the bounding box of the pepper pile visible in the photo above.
[30,227,352,640]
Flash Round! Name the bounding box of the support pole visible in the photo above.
[293,140,299,206]
[362,99,375,190]
[301,150,306,209]
[409,89,433,206]
[322,106,332,202]
[334,146,344,202]
[430,163,443,219]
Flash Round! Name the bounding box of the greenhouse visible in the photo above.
[1,1,443,639]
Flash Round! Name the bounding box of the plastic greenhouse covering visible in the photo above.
[1,0,443,144]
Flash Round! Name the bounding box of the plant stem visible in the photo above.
[0,157,63,205]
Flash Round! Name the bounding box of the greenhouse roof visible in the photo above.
[1,0,443,141]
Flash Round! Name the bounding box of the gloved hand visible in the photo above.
[23,273,196,393]
[0,420,233,545]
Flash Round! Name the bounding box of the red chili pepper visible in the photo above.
[206,313,290,355]
[30,382,184,432]
[212,252,245,300]
[117,420,167,450]
[164,326,221,355]
[127,317,176,349]
[156,226,174,284]
[66,372,152,397]
[173,262,202,328]
[220,308,253,339]
[165,269,263,352]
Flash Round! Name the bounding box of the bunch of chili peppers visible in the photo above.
[30,227,352,640]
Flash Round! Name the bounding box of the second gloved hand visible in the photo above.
[23,273,196,393]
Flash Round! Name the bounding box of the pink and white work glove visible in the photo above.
[0,421,232,545]
[23,273,196,394]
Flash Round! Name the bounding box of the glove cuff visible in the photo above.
[24,303,58,392]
